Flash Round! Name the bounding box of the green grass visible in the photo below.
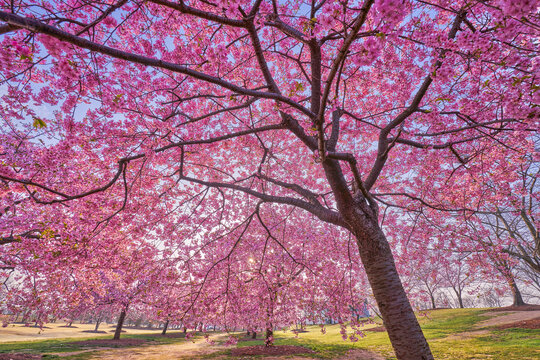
[429,328,540,360]
[419,308,487,338]
[0,331,192,359]
[231,309,539,360]
[2,310,539,359]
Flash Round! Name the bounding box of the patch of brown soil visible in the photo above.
[477,310,540,328]
[490,304,540,312]
[71,338,148,347]
[494,317,540,330]
[443,329,490,341]
[364,325,386,332]
[160,332,187,338]
[47,349,113,358]
[0,354,41,360]
[88,334,228,360]
[229,345,314,356]
[335,349,386,360]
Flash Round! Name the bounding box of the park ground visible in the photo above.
[0,307,539,359]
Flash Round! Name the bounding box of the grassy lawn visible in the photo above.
[1,309,538,359]
[0,331,192,359]
[232,309,540,359]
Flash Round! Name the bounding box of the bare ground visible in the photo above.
[444,308,540,341]
[0,323,163,342]
[79,334,385,360]
[476,310,540,328]
[8,309,537,359]
[0,354,42,360]
[495,318,540,330]
[85,334,229,360]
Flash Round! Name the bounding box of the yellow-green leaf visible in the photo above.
[33,117,47,128]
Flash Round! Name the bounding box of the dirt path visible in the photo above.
[441,309,540,342]
[78,336,385,360]
[85,334,229,360]
[476,310,540,328]
[215,350,385,360]
[0,323,163,342]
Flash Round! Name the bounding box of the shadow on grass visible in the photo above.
[0,331,192,358]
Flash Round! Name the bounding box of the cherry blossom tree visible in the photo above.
[0,0,538,358]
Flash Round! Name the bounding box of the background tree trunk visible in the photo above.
[113,309,127,340]
[265,326,273,347]
[94,317,101,332]
[453,289,465,308]
[510,278,526,306]
[161,319,169,335]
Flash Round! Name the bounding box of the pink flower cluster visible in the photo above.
[339,324,347,340]
[499,0,537,17]
[225,335,238,345]
[185,331,195,342]
[357,37,382,66]
[204,334,215,345]
[264,335,274,346]
[57,59,79,82]
[374,0,407,28]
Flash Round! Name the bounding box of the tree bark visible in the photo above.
[425,283,437,310]
[348,210,434,360]
[251,331,256,339]
[319,149,434,359]
[265,326,273,347]
[161,319,169,335]
[113,309,127,340]
[94,318,101,332]
[454,288,464,308]
[510,278,526,306]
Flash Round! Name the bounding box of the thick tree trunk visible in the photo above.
[510,278,526,306]
[430,294,436,310]
[351,216,433,360]
[161,320,169,335]
[251,331,256,339]
[321,154,433,359]
[113,309,127,340]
